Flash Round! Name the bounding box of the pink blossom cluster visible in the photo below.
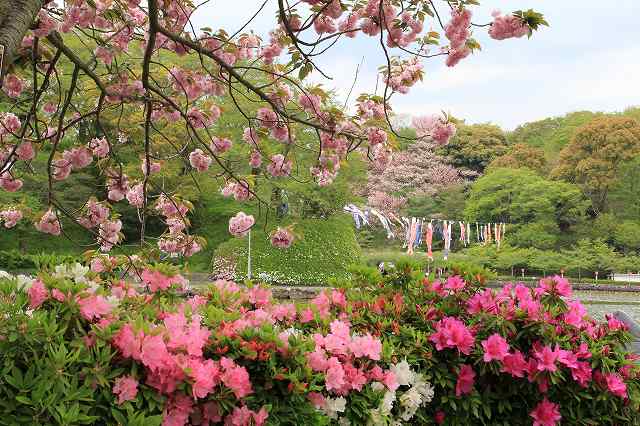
[0,208,23,228]
[270,227,295,248]
[383,57,424,94]
[357,99,386,120]
[154,195,201,257]
[15,142,36,160]
[0,112,21,137]
[228,212,255,237]
[2,74,25,98]
[126,183,145,208]
[412,114,457,145]
[444,8,472,67]
[106,171,130,202]
[141,268,188,293]
[99,219,123,252]
[307,319,395,397]
[105,73,144,102]
[221,180,252,202]
[266,154,292,177]
[210,136,233,154]
[386,12,424,48]
[141,158,162,176]
[0,172,22,192]
[35,208,61,236]
[489,11,529,40]
[111,305,270,426]
[188,149,212,172]
[78,198,110,229]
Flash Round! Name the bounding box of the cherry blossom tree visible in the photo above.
[0,0,547,264]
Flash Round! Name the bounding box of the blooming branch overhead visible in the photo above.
[0,0,546,259]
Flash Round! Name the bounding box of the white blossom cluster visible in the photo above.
[369,360,435,425]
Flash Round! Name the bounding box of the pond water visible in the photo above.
[574,290,640,322]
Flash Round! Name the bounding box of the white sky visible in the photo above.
[190,0,640,129]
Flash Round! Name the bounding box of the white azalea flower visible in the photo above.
[69,263,89,283]
[16,275,34,291]
[380,391,396,415]
[0,270,13,280]
[390,360,415,387]
[323,397,346,419]
[53,264,68,278]
[371,382,385,392]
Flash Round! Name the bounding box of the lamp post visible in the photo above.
[247,230,252,281]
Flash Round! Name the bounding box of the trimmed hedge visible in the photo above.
[213,215,361,285]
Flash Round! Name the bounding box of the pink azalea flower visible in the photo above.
[456,364,476,396]
[445,275,466,292]
[605,373,627,398]
[113,375,139,404]
[501,350,528,377]
[325,356,346,391]
[220,357,253,398]
[530,398,562,426]
[28,279,48,309]
[481,333,510,363]
[78,295,113,321]
[533,344,560,373]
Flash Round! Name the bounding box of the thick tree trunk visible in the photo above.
[0,0,43,82]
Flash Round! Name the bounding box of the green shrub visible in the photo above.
[213,215,361,285]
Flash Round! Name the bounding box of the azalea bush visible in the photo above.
[1,259,639,425]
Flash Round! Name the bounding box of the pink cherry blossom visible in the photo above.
[0,172,23,192]
[189,149,212,172]
[412,114,457,145]
[35,209,61,235]
[15,142,35,160]
[489,12,530,40]
[228,212,255,237]
[270,227,294,248]
[0,208,23,228]
[2,74,25,98]
[211,136,232,154]
[266,154,292,177]
[126,183,144,208]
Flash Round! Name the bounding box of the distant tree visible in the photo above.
[609,157,640,220]
[465,168,589,231]
[552,116,640,214]
[495,246,532,276]
[574,213,617,245]
[528,248,568,277]
[487,143,547,173]
[367,139,463,198]
[613,221,640,254]
[509,222,558,250]
[508,111,598,160]
[439,123,508,173]
[564,239,619,279]
[405,184,467,219]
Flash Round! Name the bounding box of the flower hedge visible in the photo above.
[0,260,638,425]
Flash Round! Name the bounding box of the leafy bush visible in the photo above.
[213,216,361,286]
[0,250,81,272]
[1,262,639,425]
